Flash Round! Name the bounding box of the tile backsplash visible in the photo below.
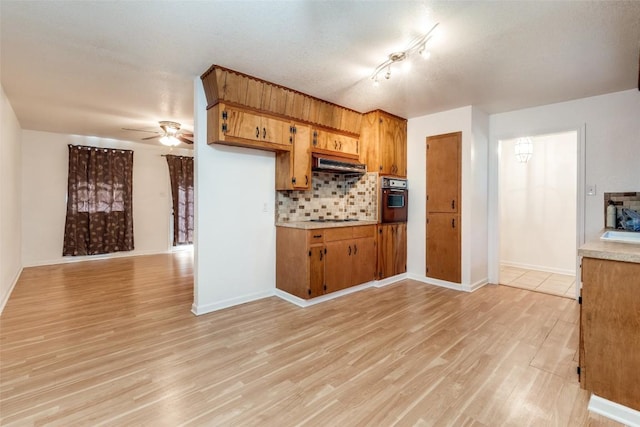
[604,192,640,229]
[276,172,378,222]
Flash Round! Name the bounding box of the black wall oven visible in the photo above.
[381,177,408,223]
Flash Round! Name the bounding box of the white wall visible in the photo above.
[499,132,577,274]
[491,90,640,240]
[470,107,489,285]
[407,106,489,290]
[193,79,276,315]
[21,130,192,266]
[1,86,23,313]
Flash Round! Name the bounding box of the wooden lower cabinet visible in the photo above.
[377,223,407,279]
[579,257,640,411]
[426,213,461,283]
[276,225,376,299]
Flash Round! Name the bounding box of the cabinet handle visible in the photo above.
[305,175,309,186]
[313,234,322,238]
[356,140,359,153]
[255,127,260,138]
[312,131,318,146]
[348,245,352,256]
[339,141,342,149]
[452,218,456,228]
[334,140,338,150]
[354,244,357,255]
[262,127,267,139]
[320,250,323,261]
[451,200,455,210]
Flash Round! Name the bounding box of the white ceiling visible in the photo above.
[1,1,639,147]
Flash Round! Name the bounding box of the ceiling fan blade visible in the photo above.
[177,135,193,144]
[181,132,194,138]
[122,127,161,134]
[142,135,162,141]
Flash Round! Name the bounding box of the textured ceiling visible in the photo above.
[1,1,639,146]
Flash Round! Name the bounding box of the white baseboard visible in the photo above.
[23,249,173,268]
[373,273,408,288]
[275,275,409,307]
[500,261,575,276]
[0,265,23,315]
[191,289,275,316]
[406,273,489,293]
[589,394,640,427]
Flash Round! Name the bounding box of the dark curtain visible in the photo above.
[165,155,194,245]
[63,145,134,256]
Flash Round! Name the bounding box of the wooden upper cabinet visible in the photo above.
[276,124,311,190]
[360,110,407,177]
[312,129,360,158]
[426,132,461,213]
[208,103,293,152]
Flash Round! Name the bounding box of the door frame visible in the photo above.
[488,125,586,300]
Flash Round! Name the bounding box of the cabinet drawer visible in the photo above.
[307,230,324,244]
[324,227,353,242]
[352,225,376,239]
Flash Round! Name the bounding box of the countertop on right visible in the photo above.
[578,229,640,264]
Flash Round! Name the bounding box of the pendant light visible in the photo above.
[515,137,533,163]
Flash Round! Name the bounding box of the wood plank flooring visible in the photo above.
[0,253,620,426]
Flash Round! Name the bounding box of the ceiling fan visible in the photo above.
[123,121,193,146]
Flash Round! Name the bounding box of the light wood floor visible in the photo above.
[1,253,620,426]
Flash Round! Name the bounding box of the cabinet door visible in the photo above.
[309,245,325,298]
[581,258,640,410]
[223,105,263,141]
[379,115,396,175]
[377,224,394,279]
[393,223,407,275]
[351,237,376,285]
[312,129,359,157]
[426,213,461,283]
[426,132,461,213]
[325,240,352,293]
[377,224,407,279]
[378,114,407,176]
[292,125,311,189]
[261,115,291,148]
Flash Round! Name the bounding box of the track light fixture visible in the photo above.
[371,23,439,86]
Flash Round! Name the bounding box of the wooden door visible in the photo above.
[426,132,461,213]
[325,240,352,293]
[351,237,376,286]
[292,125,311,189]
[309,245,325,298]
[426,213,461,283]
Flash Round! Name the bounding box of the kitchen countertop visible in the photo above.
[276,220,379,230]
[578,229,640,264]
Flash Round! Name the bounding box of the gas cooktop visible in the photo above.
[308,218,361,223]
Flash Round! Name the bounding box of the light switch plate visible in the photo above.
[587,184,597,196]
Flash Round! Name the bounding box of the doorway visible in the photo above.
[497,131,579,298]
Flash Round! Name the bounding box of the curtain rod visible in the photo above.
[160,154,194,158]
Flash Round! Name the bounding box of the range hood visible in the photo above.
[312,154,367,174]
